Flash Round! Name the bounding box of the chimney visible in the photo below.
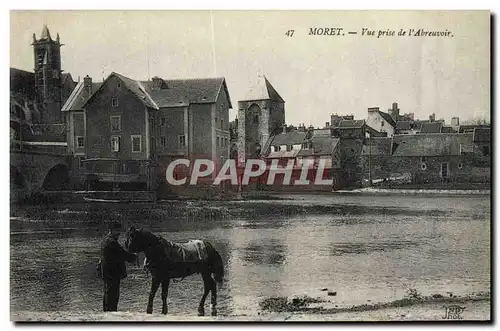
[325,122,330,128]
[391,102,400,120]
[451,117,460,126]
[83,75,92,97]
[282,124,287,134]
[429,113,436,122]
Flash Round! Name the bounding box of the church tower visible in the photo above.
[237,75,285,164]
[32,24,63,123]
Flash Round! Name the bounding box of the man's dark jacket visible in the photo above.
[100,234,136,280]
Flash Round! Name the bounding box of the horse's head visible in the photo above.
[125,226,147,253]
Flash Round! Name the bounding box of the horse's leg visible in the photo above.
[209,276,217,316]
[198,272,211,316]
[147,275,161,314]
[161,278,170,315]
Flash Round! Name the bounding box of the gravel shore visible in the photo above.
[11,300,490,322]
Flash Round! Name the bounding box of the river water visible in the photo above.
[10,194,490,316]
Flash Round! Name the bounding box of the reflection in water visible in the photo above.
[242,240,287,265]
[10,195,491,316]
[330,240,421,256]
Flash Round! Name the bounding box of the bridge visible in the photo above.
[10,140,70,202]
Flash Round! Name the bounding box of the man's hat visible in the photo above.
[108,221,122,231]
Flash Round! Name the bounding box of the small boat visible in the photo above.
[83,197,123,203]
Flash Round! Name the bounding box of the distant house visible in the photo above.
[79,72,232,191]
[420,122,443,133]
[395,121,421,135]
[366,107,396,137]
[61,75,103,185]
[472,127,491,158]
[360,137,394,183]
[259,126,341,191]
[391,133,488,184]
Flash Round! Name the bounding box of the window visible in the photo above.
[131,135,142,153]
[253,115,259,124]
[225,138,228,148]
[111,98,118,107]
[179,135,186,148]
[160,136,166,147]
[215,116,218,125]
[117,81,121,88]
[381,120,385,127]
[483,146,490,156]
[76,136,85,148]
[286,145,292,152]
[421,162,427,171]
[161,117,166,126]
[441,162,449,178]
[421,156,427,163]
[217,136,220,147]
[111,136,121,152]
[221,119,224,130]
[110,116,121,132]
[458,163,463,170]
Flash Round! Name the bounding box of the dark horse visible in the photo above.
[125,226,224,316]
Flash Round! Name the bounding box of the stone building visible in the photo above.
[360,131,491,187]
[366,107,396,137]
[76,72,232,191]
[237,75,285,165]
[10,25,76,145]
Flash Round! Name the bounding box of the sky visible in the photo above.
[10,10,490,127]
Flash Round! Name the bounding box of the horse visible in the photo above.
[124,226,224,316]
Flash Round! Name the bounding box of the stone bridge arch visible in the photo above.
[42,163,71,191]
[10,151,70,201]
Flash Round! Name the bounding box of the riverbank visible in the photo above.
[11,299,490,322]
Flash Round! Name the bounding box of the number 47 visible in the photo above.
[285,30,294,37]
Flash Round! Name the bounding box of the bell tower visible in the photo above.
[32,24,63,123]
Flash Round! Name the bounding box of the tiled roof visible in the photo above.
[420,122,443,133]
[473,128,490,143]
[361,137,393,156]
[61,81,103,111]
[270,130,307,146]
[337,119,366,128]
[267,149,301,159]
[114,72,159,109]
[441,126,457,133]
[10,68,36,100]
[392,133,473,157]
[241,75,284,102]
[378,110,396,128]
[459,124,490,133]
[396,121,412,131]
[83,72,230,111]
[141,77,231,108]
[298,137,339,156]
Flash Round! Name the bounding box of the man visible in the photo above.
[100,221,137,312]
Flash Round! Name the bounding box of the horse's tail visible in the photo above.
[213,249,224,283]
[207,242,224,284]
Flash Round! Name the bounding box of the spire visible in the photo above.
[56,33,60,44]
[32,33,36,44]
[40,24,51,40]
